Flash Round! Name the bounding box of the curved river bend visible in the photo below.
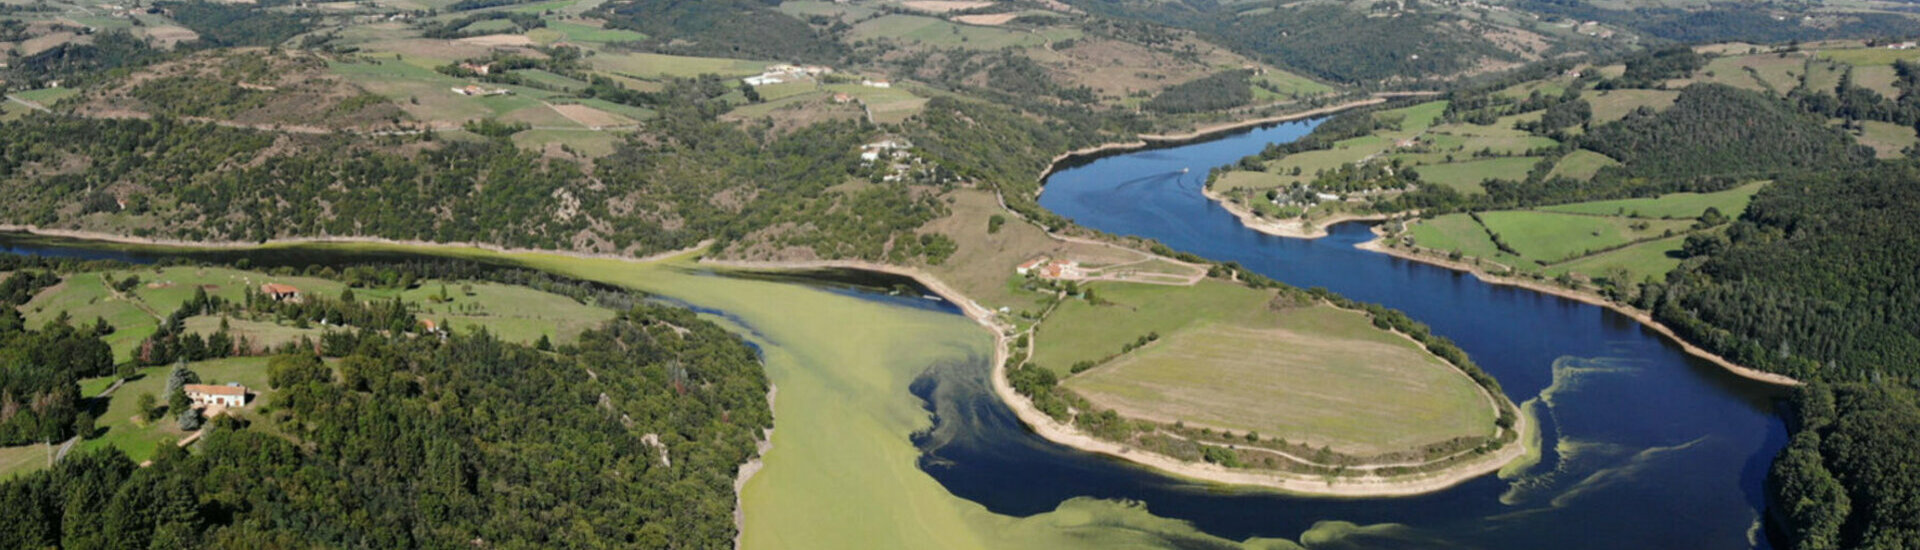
[912,119,1789,549]
[0,119,1789,549]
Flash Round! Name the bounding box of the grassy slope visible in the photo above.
[1476,211,1693,263]
[1546,149,1620,181]
[1537,181,1765,218]
[1028,279,1263,375]
[1415,157,1540,193]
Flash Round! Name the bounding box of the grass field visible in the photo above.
[1405,214,1522,266]
[1382,100,1448,132]
[1537,181,1765,218]
[1588,89,1679,123]
[76,357,275,466]
[330,58,580,127]
[1687,54,1802,92]
[849,14,1078,50]
[1065,304,1497,456]
[588,51,769,78]
[11,86,80,105]
[1476,211,1693,263]
[1850,64,1900,98]
[1029,280,1269,375]
[19,272,159,360]
[1251,70,1334,99]
[1414,157,1540,193]
[1546,149,1619,181]
[1817,47,1920,67]
[1845,119,1918,158]
[404,281,617,344]
[528,19,647,44]
[1544,233,1687,285]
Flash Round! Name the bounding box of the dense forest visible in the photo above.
[1144,70,1253,114]
[1581,84,1873,181]
[155,1,317,47]
[0,99,956,263]
[1516,0,1920,44]
[0,303,770,547]
[1648,161,1920,381]
[594,0,846,65]
[1069,1,1523,83]
[1632,161,1920,549]
[0,268,115,446]
[1769,383,1920,550]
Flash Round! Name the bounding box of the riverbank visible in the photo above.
[1200,185,1393,239]
[1353,225,1800,387]
[1036,97,1389,186]
[701,258,1535,497]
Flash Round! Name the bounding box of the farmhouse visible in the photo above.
[1035,259,1081,280]
[261,283,301,302]
[833,92,853,103]
[1016,257,1049,275]
[183,384,248,408]
[861,79,892,88]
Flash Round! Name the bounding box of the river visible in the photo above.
[0,118,1789,549]
[911,118,1788,548]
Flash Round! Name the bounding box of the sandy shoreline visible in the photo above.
[1036,97,1389,186]
[1351,225,1801,387]
[701,258,1535,497]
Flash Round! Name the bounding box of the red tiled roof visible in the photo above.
[261,283,300,295]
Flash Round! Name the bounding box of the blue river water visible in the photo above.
[912,119,1789,548]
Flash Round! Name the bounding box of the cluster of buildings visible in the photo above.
[1016,257,1082,280]
[742,64,834,87]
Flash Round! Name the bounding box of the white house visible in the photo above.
[184,384,248,408]
[861,79,892,88]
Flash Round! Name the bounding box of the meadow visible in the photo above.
[1546,150,1619,181]
[1587,89,1678,123]
[1065,304,1498,457]
[1027,279,1268,375]
[1412,157,1540,193]
[1536,182,1764,218]
[1475,211,1693,263]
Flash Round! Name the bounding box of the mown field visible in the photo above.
[1064,304,1498,456]
[1028,279,1267,375]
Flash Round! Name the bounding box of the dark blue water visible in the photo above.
[913,120,1789,548]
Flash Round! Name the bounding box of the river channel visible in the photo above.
[0,118,1789,549]
[911,118,1789,549]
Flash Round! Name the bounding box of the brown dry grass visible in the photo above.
[549,103,635,128]
[457,34,535,47]
[920,189,1138,309]
[952,13,1018,26]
